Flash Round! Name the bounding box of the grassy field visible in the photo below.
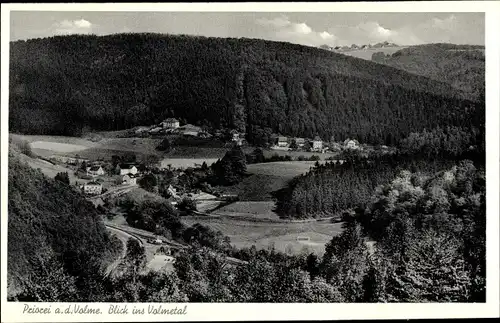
[247,161,322,178]
[213,201,279,220]
[181,216,343,256]
[217,161,324,201]
[15,150,86,185]
[338,46,408,60]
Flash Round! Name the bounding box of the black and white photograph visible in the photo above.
[1,1,499,321]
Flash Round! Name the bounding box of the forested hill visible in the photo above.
[7,149,119,301]
[10,34,484,145]
[372,43,485,101]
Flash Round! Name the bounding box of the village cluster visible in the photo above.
[46,117,389,201]
[134,117,367,153]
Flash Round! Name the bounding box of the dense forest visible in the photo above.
[10,34,483,145]
[372,43,485,101]
[8,149,485,302]
[7,151,122,301]
[274,154,455,219]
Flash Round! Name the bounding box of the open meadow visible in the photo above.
[337,46,408,60]
[218,161,326,201]
[213,201,279,220]
[181,216,343,256]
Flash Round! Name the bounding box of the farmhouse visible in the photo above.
[312,136,323,151]
[86,165,105,177]
[116,164,138,176]
[83,181,102,195]
[122,174,137,186]
[344,139,360,150]
[161,118,180,129]
[277,136,288,148]
[294,138,305,147]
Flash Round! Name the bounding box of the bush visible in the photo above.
[54,172,70,185]
[178,197,197,213]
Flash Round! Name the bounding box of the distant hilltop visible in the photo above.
[319,41,400,52]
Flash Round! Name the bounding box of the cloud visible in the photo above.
[53,18,93,35]
[320,31,334,40]
[431,14,458,31]
[256,15,337,47]
[256,14,464,48]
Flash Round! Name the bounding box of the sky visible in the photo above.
[10,12,484,46]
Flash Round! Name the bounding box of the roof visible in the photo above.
[313,136,322,141]
[163,118,179,123]
[85,181,101,186]
[295,137,305,142]
[89,165,102,171]
[278,136,288,141]
[118,164,136,169]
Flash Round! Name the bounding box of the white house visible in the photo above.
[116,164,138,176]
[277,136,288,148]
[312,136,323,151]
[83,181,102,195]
[161,118,180,129]
[344,139,359,150]
[86,165,105,177]
[122,174,137,186]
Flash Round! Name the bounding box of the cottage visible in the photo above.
[86,165,105,177]
[277,136,288,148]
[161,118,180,129]
[83,181,102,195]
[122,174,137,186]
[343,139,359,150]
[312,136,323,151]
[116,164,138,176]
[294,138,305,147]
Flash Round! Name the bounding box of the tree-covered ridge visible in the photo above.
[10,34,483,145]
[352,160,486,301]
[274,154,461,219]
[372,43,485,101]
[7,153,121,301]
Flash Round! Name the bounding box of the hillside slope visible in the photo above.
[7,150,119,300]
[10,34,484,145]
[371,43,485,101]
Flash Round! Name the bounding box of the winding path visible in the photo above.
[104,224,143,277]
